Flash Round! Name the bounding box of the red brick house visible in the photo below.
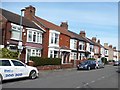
[23,5,72,64]
[0,8,45,63]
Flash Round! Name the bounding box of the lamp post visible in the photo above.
[18,9,25,60]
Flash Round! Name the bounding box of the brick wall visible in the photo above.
[59,34,70,48]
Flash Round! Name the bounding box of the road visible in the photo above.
[2,65,119,88]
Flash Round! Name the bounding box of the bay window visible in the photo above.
[11,23,23,40]
[27,30,42,44]
[49,50,59,58]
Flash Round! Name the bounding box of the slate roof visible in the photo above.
[0,8,43,31]
[34,16,71,36]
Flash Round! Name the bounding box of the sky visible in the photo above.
[0,2,118,49]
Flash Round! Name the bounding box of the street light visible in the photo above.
[18,9,25,60]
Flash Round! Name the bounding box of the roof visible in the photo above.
[87,38,104,48]
[68,30,86,41]
[0,8,44,31]
[34,16,71,36]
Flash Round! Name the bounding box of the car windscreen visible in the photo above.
[81,61,89,65]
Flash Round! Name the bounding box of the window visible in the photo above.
[71,52,77,60]
[0,60,11,66]
[11,24,22,40]
[55,34,59,44]
[33,32,36,42]
[27,49,41,57]
[49,50,58,58]
[36,49,41,57]
[50,50,53,58]
[54,51,58,58]
[79,45,82,50]
[74,40,77,49]
[50,33,59,45]
[11,60,24,66]
[32,50,35,56]
[27,30,42,44]
[79,42,85,50]
[28,31,32,41]
[51,33,54,44]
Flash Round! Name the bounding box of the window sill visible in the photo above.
[27,41,42,44]
[10,38,22,41]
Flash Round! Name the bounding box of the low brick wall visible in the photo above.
[37,63,73,71]
[37,65,61,70]
[61,63,73,69]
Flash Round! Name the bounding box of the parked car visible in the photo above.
[113,61,120,66]
[77,60,96,70]
[95,60,105,69]
[0,58,39,81]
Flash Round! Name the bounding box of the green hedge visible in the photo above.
[87,58,95,60]
[1,48,18,59]
[30,56,62,66]
[101,57,108,64]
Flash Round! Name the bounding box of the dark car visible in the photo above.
[77,60,96,70]
[113,61,120,66]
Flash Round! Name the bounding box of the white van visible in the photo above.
[0,58,39,81]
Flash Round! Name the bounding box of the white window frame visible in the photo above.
[10,23,23,40]
[27,29,42,44]
[49,30,60,47]
[79,41,85,51]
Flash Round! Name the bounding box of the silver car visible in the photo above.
[96,60,105,69]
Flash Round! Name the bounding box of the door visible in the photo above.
[11,60,28,78]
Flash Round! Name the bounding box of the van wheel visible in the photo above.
[88,66,91,70]
[0,74,3,83]
[29,70,37,79]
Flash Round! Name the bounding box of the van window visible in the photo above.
[11,60,24,66]
[0,60,11,66]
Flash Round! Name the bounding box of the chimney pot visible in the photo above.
[109,45,112,48]
[79,30,86,37]
[60,21,68,30]
[92,37,96,42]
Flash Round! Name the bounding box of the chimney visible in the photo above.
[113,47,116,50]
[109,45,112,48]
[92,37,96,42]
[60,21,68,30]
[24,5,36,20]
[97,39,100,44]
[79,31,86,37]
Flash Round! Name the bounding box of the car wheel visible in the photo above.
[95,66,97,69]
[29,70,37,79]
[88,66,91,70]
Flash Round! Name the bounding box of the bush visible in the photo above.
[1,48,18,59]
[87,58,95,60]
[101,57,108,64]
[30,56,62,66]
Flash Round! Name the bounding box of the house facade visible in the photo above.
[1,5,119,65]
[0,8,44,63]
[23,5,72,64]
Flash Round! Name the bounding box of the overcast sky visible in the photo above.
[1,2,118,49]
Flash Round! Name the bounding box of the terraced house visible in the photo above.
[0,8,45,63]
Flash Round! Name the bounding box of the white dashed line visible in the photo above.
[76,86,80,88]
[102,76,105,79]
[91,80,95,83]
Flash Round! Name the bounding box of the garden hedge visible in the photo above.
[30,56,62,66]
